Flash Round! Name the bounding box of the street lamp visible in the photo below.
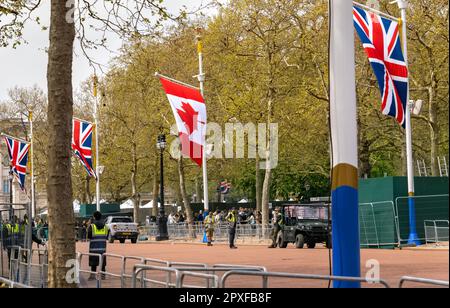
[156,134,169,241]
[8,169,13,221]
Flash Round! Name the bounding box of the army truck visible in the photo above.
[277,203,332,249]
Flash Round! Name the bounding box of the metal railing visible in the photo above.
[220,270,391,288]
[140,222,273,242]
[0,276,33,288]
[424,220,449,246]
[76,252,103,288]
[399,276,449,288]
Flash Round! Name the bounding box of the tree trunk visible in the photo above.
[85,175,92,204]
[175,180,184,211]
[47,0,76,288]
[178,157,195,238]
[131,143,139,224]
[428,85,439,176]
[255,155,262,214]
[194,176,201,203]
[261,94,274,228]
[359,138,371,178]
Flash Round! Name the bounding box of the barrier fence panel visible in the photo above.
[121,256,145,288]
[396,195,449,245]
[98,253,125,288]
[77,252,103,288]
[359,202,398,249]
[0,204,33,279]
[132,265,178,288]
[0,276,33,288]
[424,220,449,246]
[140,223,273,242]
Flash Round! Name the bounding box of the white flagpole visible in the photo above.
[29,111,35,218]
[397,0,420,245]
[93,76,101,212]
[196,33,209,212]
[330,0,361,288]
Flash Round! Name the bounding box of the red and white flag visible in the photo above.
[159,76,207,166]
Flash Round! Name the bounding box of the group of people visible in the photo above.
[203,208,239,249]
[202,207,285,249]
[193,208,262,225]
[1,215,46,265]
[167,211,186,224]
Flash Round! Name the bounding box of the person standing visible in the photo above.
[226,209,238,249]
[204,211,216,247]
[87,211,108,280]
[268,207,284,248]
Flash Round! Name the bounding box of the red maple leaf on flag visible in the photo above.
[177,102,200,134]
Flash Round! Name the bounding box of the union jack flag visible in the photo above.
[353,6,408,127]
[3,135,30,190]
[219,181,231,195]
[72,118,96,178]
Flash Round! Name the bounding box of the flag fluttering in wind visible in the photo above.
[3,135,30,190]
[219,181,232,194]
[159,76,207,167]
[72,118,96,178]
[353,5,408,127]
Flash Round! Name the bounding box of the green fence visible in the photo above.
[395,194,449,245]
[358,194,449,248]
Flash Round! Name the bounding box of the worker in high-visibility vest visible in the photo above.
[87,211,108,280]
[226,209,238,249]
[3,217,20,263]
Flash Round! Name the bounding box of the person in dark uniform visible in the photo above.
[226,208,238,249]
[87,211,108,280]
[268,207,284,248]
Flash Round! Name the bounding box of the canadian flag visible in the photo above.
[159,76,207,167]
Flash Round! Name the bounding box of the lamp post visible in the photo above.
[156,134,169,241]
[8,168,13,221]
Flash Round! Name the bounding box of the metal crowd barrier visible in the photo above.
[177,270,219,288]
[220,271,391,288]
[141,223,273,242]
[132,265,179,288]
[0,276,33,288]
[122,256,145,288]
[399,276,449,288]
[424,220,449,246]
[76,252,103,288]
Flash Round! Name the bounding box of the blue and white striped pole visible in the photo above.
[330,0,361,288]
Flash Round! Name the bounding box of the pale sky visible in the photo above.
[0,0,211,101]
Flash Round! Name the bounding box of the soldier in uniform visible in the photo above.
[87,211,108,280]
[268,207,284,248]
[204,211,216,247]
